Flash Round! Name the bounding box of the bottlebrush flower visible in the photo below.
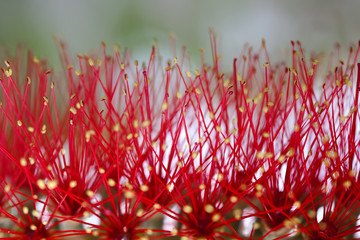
[0,47,54,192]
[1,33,360,240]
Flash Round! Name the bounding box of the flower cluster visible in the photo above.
[0,34,360,239]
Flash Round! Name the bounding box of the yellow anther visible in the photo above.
[142,120,151,127]
[212,213,221,222]
[5,69,12,77]
[124,190,135,199]
[29,157,35,165]
[326,150,338,159]
[262,132,270,138]
[69,180,77,188]
[293,201,301,208]
[343,180,352,188]
[233,209,242,219]
[28,126,34,133]
[286,148,295,157]
[86,190,95,198]
[85,130,96,142]
[107,178,116,187]
[126,133,133,140]
[183,205,192,214]
[230,196,238,203]
[256,151,265,159]
[133,120,139,128]
[217,173,224,182]
[171,228,178,235]
[136,209,144,217]
[176,91,182,99]
[20,158,27,167]
[204,204,215,214]
[37,179,46,190]
[153,203,161,209]
[41,124,47,134]
[113,123,120,132]
[47,180,58,190]
[23,206,29,214]
[277,155,286,163]
[140,184,149,192]
[32,210,40,218]
[70,107,77,114]
[255,184,263,191]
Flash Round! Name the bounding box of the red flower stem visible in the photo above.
[348,63,360,169]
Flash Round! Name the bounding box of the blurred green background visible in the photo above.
[1,0,360,69]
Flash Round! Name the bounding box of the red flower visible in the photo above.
[0,34,359,239]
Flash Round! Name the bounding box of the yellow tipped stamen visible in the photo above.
[153,203,161,210]
[343,180,352,188]
[27,126,34,133]
[124,190,135,199]
[85,130,96,142]
[140,184,149,192]
[41,124,47,134]
[107,178,116,187]
[20,158,27,167]
[29,157,35,165]
[183,205,192,214]
[47,180,58,190]
[70,107,77,114]
[37,179,46,190]
[32,210,40,218]
[86,190,95,198]
[233,209,242,220]
[23,206,29,214]
[69,180,77,188]
[171,228,178,235]
[204,204,215,214]
[230,196,238,203]
[142,120,151,127]
[5,69,12,77]
[286,148,295,157]
[30,225,37,231]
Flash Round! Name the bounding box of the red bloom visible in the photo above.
[0,34,360,239]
